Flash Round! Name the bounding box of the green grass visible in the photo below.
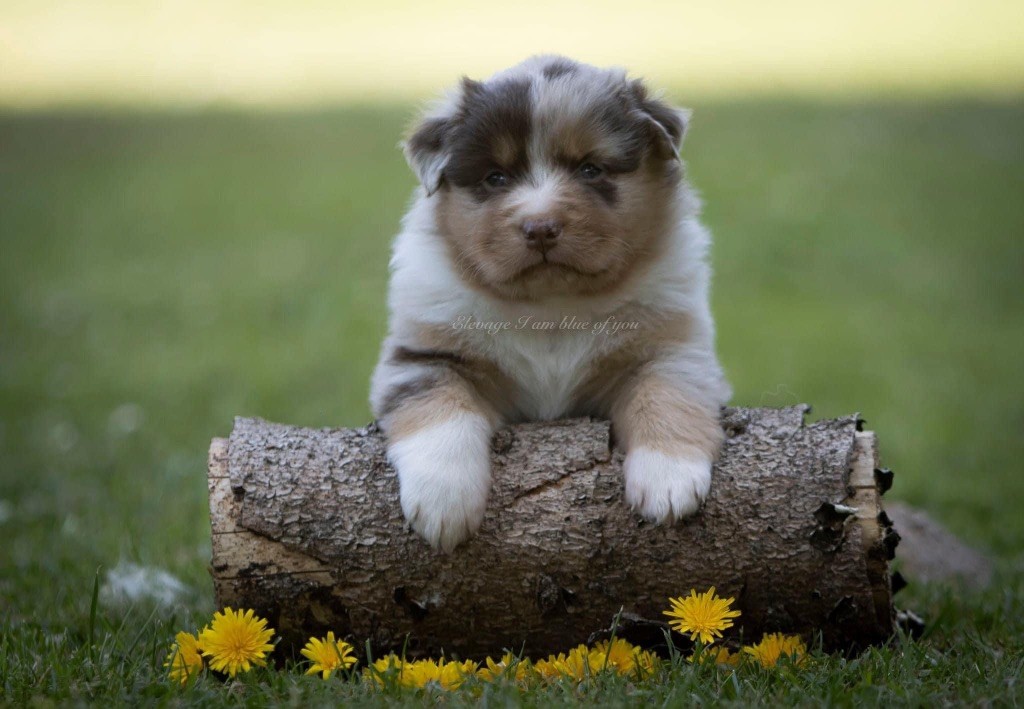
[1,99,1022,704]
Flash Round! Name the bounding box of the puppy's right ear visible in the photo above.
[403,78,482,196]
[403,116,450,196]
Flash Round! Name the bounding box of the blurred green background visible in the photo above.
[1,0,1022,631]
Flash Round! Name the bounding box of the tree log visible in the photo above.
[207,405,897,658]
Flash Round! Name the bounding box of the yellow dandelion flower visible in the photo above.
[363,654,412,687]
[587,639,661,679]
[198,607,275,677]
[478,652,531,682]
[532,654,566,682]
[663,587,741,644]
[362,655,477,690]
[562,645,594,681]
[435,658,479,690]
[689,645,740,667]
[532,645,591,682]
[300,631,356,679]
[401,658,478,690]
[634,648,662,679]
[743,633,807,668]
[403,659,441,688]
[165,631,204,685]
[533,651,572,682]
[589,638,639,675]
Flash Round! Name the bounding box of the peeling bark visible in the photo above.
[208,406,896,658]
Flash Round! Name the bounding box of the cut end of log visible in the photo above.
[207,406,898,658]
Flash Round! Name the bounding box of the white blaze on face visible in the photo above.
[507,166,563,224]
[515,63,632,225]
[512,71,590,223]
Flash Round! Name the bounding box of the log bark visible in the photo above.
[207,405,898,658]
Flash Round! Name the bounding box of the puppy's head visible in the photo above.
[404,55,690,301]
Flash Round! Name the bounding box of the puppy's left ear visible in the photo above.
[628,79,691,160]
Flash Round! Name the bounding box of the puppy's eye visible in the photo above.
[578,162,603,180]
[484,171,508,188]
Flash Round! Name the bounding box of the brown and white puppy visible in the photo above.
[371,55,731,551]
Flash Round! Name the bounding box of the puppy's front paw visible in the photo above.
[387,414,492,552]
[624,448,712,523]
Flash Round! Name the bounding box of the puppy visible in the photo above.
[371,55,731,551]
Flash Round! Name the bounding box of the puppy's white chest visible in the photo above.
[498,329,600,420]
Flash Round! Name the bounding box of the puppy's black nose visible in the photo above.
[522,219,562,253]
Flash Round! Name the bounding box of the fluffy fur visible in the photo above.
[371,55,731,551]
